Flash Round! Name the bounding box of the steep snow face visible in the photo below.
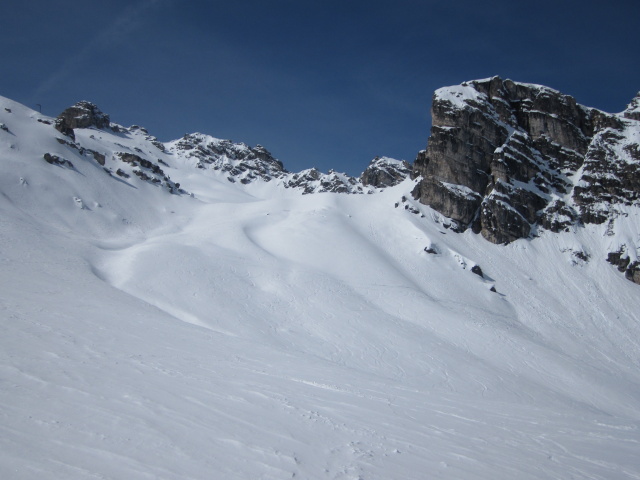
[1,96,640,480]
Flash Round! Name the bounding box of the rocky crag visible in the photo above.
[54,100,111,139]
[167,133,410,194]
[360,156,412,189]
[412,76,640,283]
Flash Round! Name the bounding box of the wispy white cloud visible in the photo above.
[34,0,168,98]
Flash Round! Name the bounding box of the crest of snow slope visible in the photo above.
[1,96,640,479]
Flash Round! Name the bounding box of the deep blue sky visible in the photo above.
[2,1,638,175]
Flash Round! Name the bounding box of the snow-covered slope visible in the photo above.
[1,96,640,479]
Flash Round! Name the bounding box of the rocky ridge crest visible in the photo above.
[48,103,411,197]
[166,133,408,194]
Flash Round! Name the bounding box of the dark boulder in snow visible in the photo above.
[424,245,438,254]
[625,262,640,284]
[607,247,640,285]
[471,264,484,277]
[89,150,106,166]
[43,153,74,168]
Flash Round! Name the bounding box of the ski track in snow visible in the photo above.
[1,97,640,479]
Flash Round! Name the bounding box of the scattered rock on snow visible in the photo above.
[43,153,74,168]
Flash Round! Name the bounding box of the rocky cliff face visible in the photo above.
[412,77,640,282]
[412,77,640,237]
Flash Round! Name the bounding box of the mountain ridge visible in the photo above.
[3,79,640,285]
[47,99,410,196]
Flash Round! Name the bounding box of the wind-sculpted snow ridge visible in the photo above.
[2,94,640,480]
[413,76,640,283]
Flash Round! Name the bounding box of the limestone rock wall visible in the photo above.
[412,77,640,284]
[412,76,640,244]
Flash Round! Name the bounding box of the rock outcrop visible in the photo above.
[360,156,411,189]
[114,151,182,193]
[50,102,412,196]
[284,168,367,194]
[167,134,408,194]
[55,101,111,139]
[412,77,640,283]
[169,133,287,184]
[607,246,640,284]
[623,92,640,121]
[412,77,640,242]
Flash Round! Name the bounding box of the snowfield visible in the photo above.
[1,96,640,479]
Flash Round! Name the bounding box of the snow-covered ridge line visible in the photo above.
[31,98,409,196]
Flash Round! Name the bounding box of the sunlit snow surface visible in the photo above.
[1,97,640,479]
